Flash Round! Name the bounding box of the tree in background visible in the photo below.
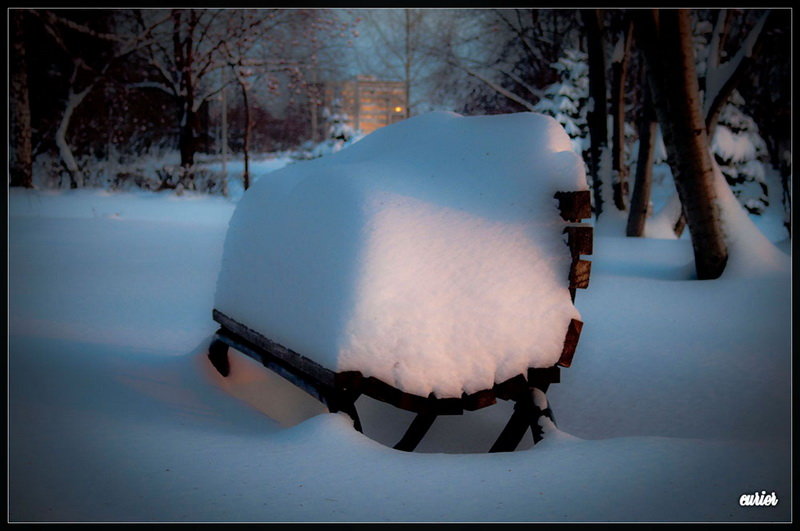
[625,81,657,237]
[10,10,33,188]
[648,9,774,237]
[635,9,728,279]
[608,13,635,211]
[355,9,450,116]
[581,9,609,217]
[440,9,580,115]
[532,49,589,157]
[17,9,160,188]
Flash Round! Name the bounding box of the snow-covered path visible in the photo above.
[8,189,791,522]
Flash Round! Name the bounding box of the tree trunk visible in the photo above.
[174,10,197,170]
[611,17,633,211]
[635,9,727,279]
[626,85,656,237]
[56,84,93,189]
[179,105,197,169]
[239,78,251,191]
[583,9,608,217]
[10,10,33,188]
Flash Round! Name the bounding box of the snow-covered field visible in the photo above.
[8,164,791,521]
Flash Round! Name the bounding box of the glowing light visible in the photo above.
[394,106,404,113]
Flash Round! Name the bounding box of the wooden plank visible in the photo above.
[564,224,594,256]
[394,411,438,452]
[557,318,583,368]
[396,391,430,413]
[569,258,592,289]
[359,376,463,414]
[215,329,333,406]
[361,376,402,407]
[462,389,496,411]
[213,309,335,388]
[555,190,592,222]
[360,376,427,413]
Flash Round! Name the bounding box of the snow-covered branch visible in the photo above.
[448,57,537,112]
[703,10,770,133]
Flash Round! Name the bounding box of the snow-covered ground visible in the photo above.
[8,162,791,522]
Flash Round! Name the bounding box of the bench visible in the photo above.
[208,189,592,452]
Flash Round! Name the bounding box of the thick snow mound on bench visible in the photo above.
[215,112,587,398]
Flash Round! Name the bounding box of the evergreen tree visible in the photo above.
[532,49,589,159]
[711,90,770,214]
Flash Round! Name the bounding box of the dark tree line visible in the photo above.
[8,8,352,191]
[443,8,789,280]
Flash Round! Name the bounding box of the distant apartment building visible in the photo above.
[313,75,408,141]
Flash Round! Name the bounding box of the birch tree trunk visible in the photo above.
[55,75,95,189]
[10,10,33,188]
[636,9,728,279]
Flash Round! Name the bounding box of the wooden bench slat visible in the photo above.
[569,258,592,289]
[557,318,583,368]
[564,224,594,256]
[213,309,336,388]
[555,190,592,222]
[462,388,497,411]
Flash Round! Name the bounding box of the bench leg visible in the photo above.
[329,393,363,433]
[208,337,230,377]
[489,399,532,452]
[489,388,551,452]
[394,411,438,452]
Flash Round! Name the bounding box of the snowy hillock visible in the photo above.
[215,112,588,398]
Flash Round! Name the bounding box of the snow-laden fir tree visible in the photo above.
[533,48,589,158]
[711,90,770,214]
[299,98,361,159]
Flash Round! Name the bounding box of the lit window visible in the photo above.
[394,106,404,113]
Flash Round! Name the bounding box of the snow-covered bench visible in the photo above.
[208,112,592,452]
